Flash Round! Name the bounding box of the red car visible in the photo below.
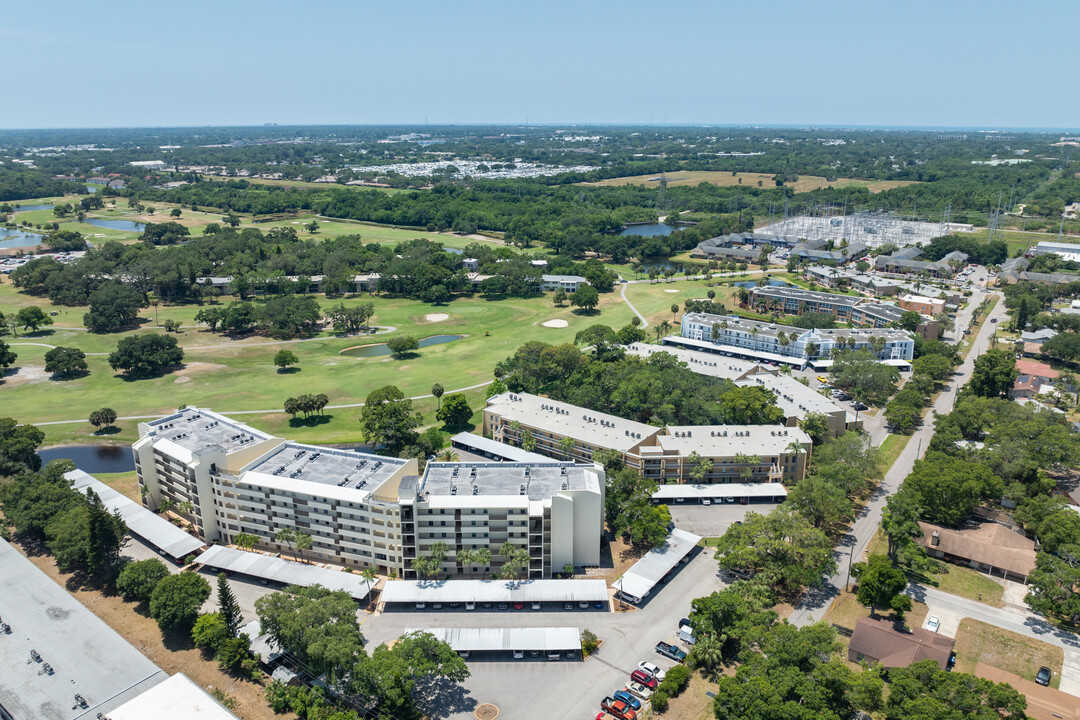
[630,669,657,689]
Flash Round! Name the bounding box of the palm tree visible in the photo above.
[558,436,575,460]
[432,383,444,410]
[690,633,726,678]
[439,449,459,462]
[455,548,474,575]
[473,548,493,576]
[671,304,679,322]
[275,527,297,556]
[711,323,721,344]
[234,532,258,550]
[294,532,313,563]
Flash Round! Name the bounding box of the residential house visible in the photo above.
[898,294,946,316]
[917,521,1037,583]
[847,617,954,670]
[1012,358,1060,399]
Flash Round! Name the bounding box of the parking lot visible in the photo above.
[667,501,780,537]
[360,547,728,720]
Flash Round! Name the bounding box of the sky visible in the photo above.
[1,0,1076,130]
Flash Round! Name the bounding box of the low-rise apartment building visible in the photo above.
[135,407,603,578]
[540,274,590,292]
[750,286,938,340]
[482,392,812,484]
[677,312,915,367]
[898,293,946,316]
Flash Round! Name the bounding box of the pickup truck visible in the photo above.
[655,640,687,662]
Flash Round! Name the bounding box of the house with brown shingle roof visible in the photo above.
[917,521,1037,583]
[847,617,954,670]
[975,664,1078,720]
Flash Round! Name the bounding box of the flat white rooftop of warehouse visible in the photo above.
[406,627,582,651]
[652,482,789,500]
[107,673,240,720]
[196,545,374,599]
[0,539,168,720]
[66,469,205,561]
[381,579,609,604]
[615,528,702,602]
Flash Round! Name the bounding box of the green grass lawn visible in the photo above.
[877,433,909,465]
[953,618,1062,688]
[625,278,741,328]
[925,564,1005,606]
[2,285,635,447]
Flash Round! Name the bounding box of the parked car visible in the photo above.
[625,681,653,700]
[531,602,541,610]
[990,318,997,324]
[1036,666,1052,686]
[702,498,711,506]
[564,602,573,610]
[465,602,475,611]
[637,661,666,681]
[816,375,829,384]
[655,641,687,662]
[513,602,524,610]
[601,697,637,720]
[853,401,868,411]
[926,616,940,633]
[613,690,642,711]
[630,669,657,689]
[513,650,524,659]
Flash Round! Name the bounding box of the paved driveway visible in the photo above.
[668,502,780,537]
[361,548,728,719]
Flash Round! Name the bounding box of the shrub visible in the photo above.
[664,664,690,694]
[116,558,170,603]
[192,612,230,652]
[651,690,669,712]
[582,628,599,656]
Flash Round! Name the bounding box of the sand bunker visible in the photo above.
[174,376,191,384]
[542,319,569,328]
[425,313,450,322]
[664,289,679,293]
[2,365,48,388]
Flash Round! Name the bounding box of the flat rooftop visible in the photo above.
[421,461,600,500]
[405,627,581,652]
[485,392,659,453]
[653,482,788,500]
[624,342,769,380]
[381,579,609,604]
[736,374,847,419]
[0,539,168,720]
[751,285,863,307]
[656,425,810,457]
[108,673,240,720]
[244,442,407,491]
[145,407,272,455]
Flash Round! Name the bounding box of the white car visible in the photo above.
[926,616,940,633]
[637,661,666,681]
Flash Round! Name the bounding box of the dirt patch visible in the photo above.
[178,361,228,374]
[474,704,499,720]
[2,365,49,387]
[541,319,569,328]
[11,541,279,720]
[174,376,191,384]
[425,313,450,322]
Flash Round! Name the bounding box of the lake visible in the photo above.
[340,334,464,358]
[444,246,464,255]
[86,184,100,193]
[38,445,136,474]
[618,223,680,237]
[0,226,42,249]
[84,218,146,232]
[13,204,55,213]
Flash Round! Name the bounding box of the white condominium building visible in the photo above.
[134,407,603,578]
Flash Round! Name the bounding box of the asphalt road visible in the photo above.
[788,288,1007,627]
[912,584,1080,697]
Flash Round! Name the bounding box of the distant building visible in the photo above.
[1032,240,1080,263]
[898,294,946,316]
[847,617,954,670]
[540,275,590,293]
[1012,358,1060,399]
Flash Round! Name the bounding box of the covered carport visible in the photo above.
[406,627,582,661]
[194,545,375,601]
[380,578,609,612]
[652,482,788,505]
[614,528,702,605]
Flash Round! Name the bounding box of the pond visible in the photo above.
[340,334,464,358]
[443,246,464,255]
[731,279,795,288]
[618,223,680,237]
[0,226,42,249]
[86,184,100,193]
[38,445,136,474]
[12,204,55,213]
[83,218,146,232]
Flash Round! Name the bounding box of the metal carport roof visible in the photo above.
[66,469,206,561]
[652,482,788,500]
[405,627,581,651]
[614,528,702,602]
[381,579,608,605]
[195,545,375,599]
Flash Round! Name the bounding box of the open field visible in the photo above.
[580,171,918,194]
[1,281,666,448]
[624,277,741,328]
[953,618,1063,688]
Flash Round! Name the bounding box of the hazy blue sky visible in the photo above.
[2,0,1075,129]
